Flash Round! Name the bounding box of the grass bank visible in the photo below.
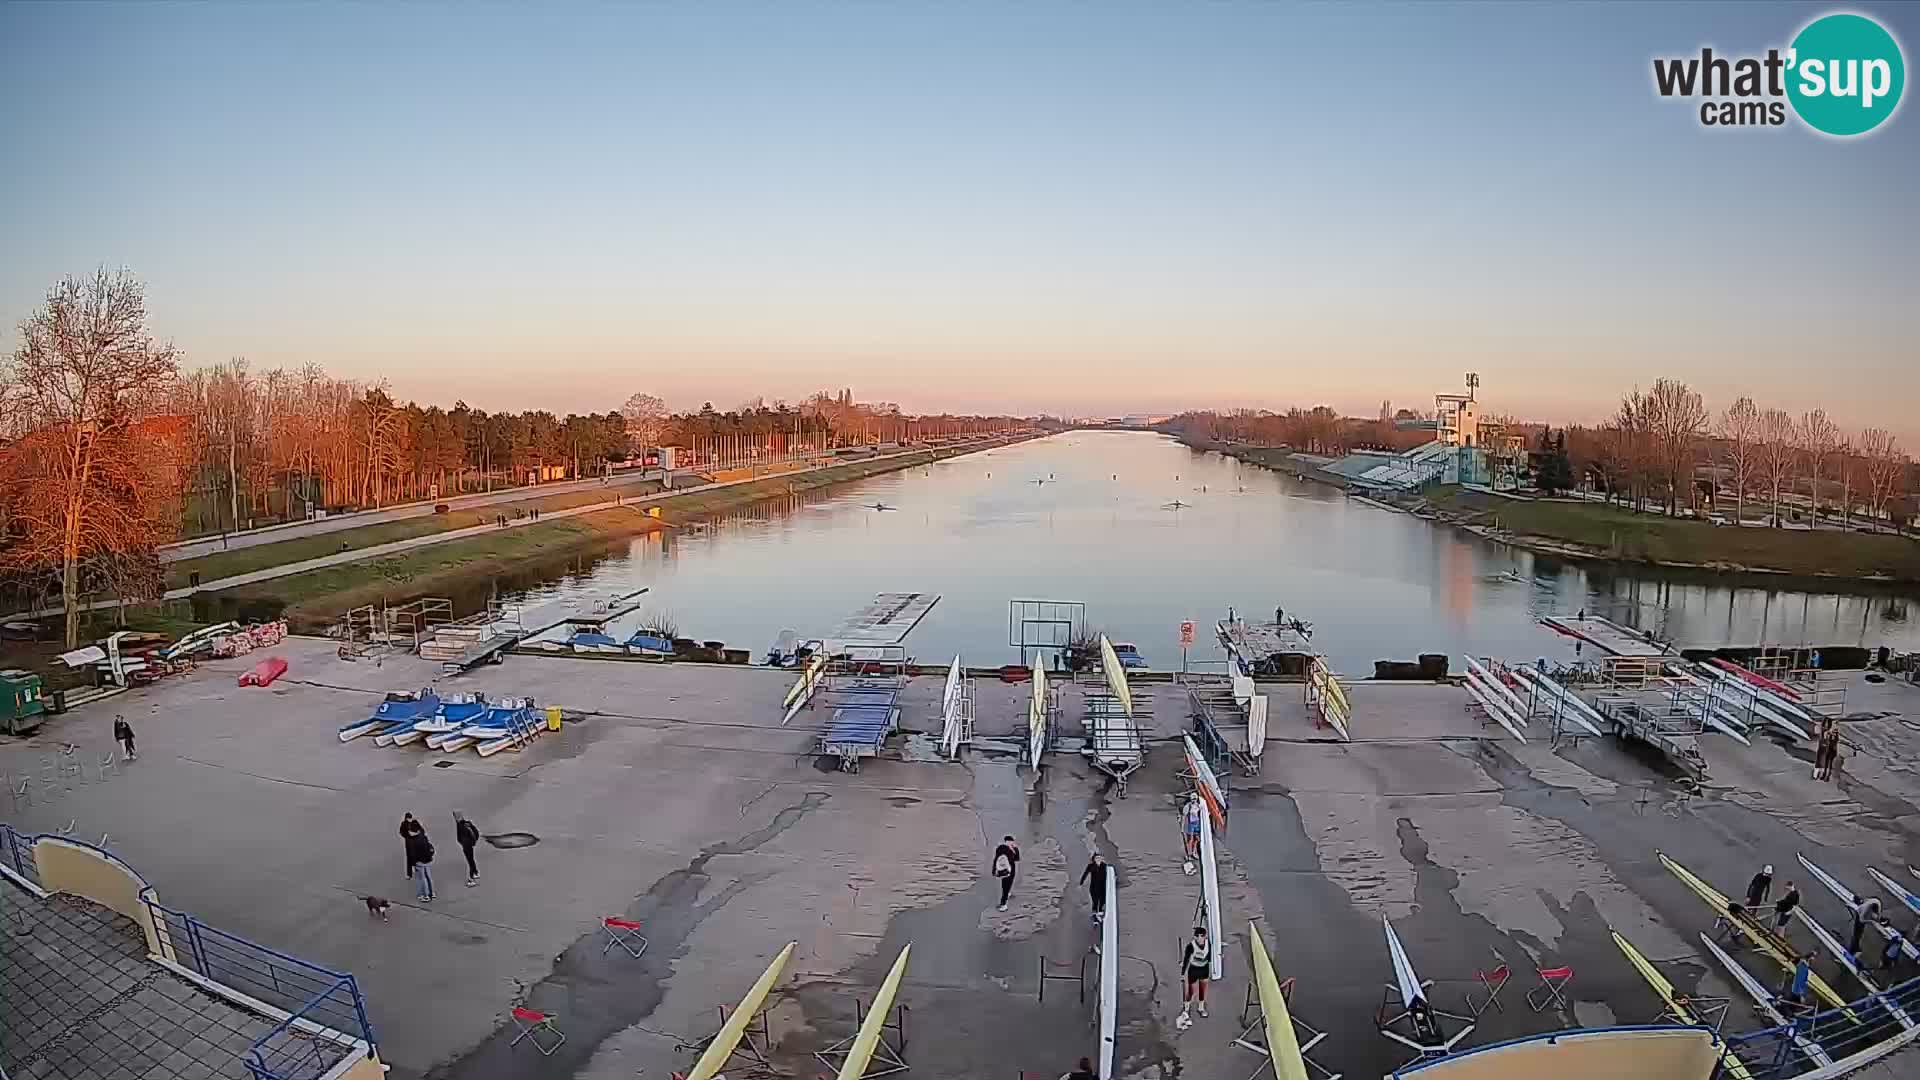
[166,481,666,589]
[1423,486,1920,582]
[210,445,978,629]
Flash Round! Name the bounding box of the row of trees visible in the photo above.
[1583,380,1908,527]
[1164,381,1912,529]
[1,270,1024,645]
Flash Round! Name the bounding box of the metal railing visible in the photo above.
[1720,972,1920,1078]
[0,822,374,1080]
[0,823,38,888]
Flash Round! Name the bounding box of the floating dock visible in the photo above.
[1540,614,1667,657]
[829,592,940,648]
[1218,615,1314,678]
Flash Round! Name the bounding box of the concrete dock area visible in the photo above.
[4,640,1918,1079]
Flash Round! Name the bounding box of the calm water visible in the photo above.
[502,432,1919,673]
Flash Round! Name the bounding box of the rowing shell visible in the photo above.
[1182,734,1228,830]
[1028,662,1048,770]
[1792,908,1915,1030]
[1198,806,1223,981]
[782,654,827,725]
[1611,931,1755,1080]
[1697,932,1833,1068]
[1098,866,1118,1080]
[1657,853,1857,1021]
[1309,658,1351,740]
[1463,672,1528,742]
[1871,866,1920,918]
[1384,916,1423,1010]
[685,942,796,1080]
[1248,922,1310,1080]
[836,944,911,1079]
[1800,854,1920,962]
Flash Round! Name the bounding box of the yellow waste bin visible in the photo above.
[546,705,563,731]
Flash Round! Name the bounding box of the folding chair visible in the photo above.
[510,1006,565,1054]
[1468,960,1511,1017]
[602,916,649,958]
[1528,964,1574,1012]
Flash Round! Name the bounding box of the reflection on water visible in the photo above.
[487,432,1918,672]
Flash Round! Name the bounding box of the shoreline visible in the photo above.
[1180,434,1920,589]
[214,435,1035,629]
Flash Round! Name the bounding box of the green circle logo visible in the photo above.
[1786,13,1905,136]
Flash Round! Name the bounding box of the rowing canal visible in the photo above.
[488,430,1919,671]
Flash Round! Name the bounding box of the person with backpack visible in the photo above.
[991,836,1020,911]
[112,715,137,761]
[405,822,436,902]
[399,813,425,878]
[455,811,482,886]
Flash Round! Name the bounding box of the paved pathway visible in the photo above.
[5,439,1018,622]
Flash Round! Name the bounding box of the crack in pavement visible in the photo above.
[418,791,830,1080]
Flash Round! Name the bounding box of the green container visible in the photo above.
[0,668,46,735]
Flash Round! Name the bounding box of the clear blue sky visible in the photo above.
[1,2,1913,435]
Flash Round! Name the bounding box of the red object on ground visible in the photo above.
[239,656,288,687]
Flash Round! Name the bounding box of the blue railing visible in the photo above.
[0,822,374,1080]
[145,896,376,1079]
[1719,971,1920,1078]
[0,822,39,888]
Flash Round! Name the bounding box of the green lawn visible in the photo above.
[1428,487,1920,580]
[211,447,957,627]
[166,481,663,588]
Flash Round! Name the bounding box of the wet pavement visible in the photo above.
[2,639,1917,1079]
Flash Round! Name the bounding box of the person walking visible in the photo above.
[455,811,481,886]
[991,836,1020,912]
[1773,881,1801,931]
[1081,854,1110,923]
[112,715,137,761]
[406,823,436,902]
[1182,796,1203,863]
[1060,1057,1097,1080]
[1179,926,1213,1024]
[400,813,425,879]
[1745,864,1774,908]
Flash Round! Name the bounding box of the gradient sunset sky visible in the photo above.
[2,3,1914,435]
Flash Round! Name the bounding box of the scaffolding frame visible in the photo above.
[1008,599,1085,667]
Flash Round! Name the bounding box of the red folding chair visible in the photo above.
[1468,961,1511,1017]
[510,1006,565,1054]
[1528,964,1574,1012]
[602,916,649,958]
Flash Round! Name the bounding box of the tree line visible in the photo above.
[0,270,1021,645]
[1166,379,1912,528]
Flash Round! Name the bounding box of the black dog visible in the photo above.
[363,896,392,921]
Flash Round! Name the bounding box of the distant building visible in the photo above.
[1435,373,1481,448]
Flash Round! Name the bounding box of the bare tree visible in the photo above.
[0,270,181,646]
[1716,396,1761,523]
[621,392,668,451]
[1860,428,1906,526]
[1798,408,1841,525]
[1757,408,1796,525]
[1834,434,1856,527]
[1646,378,1707,515]
[1605,389,1653,509]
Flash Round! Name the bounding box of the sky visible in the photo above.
[1,2,1914,436]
